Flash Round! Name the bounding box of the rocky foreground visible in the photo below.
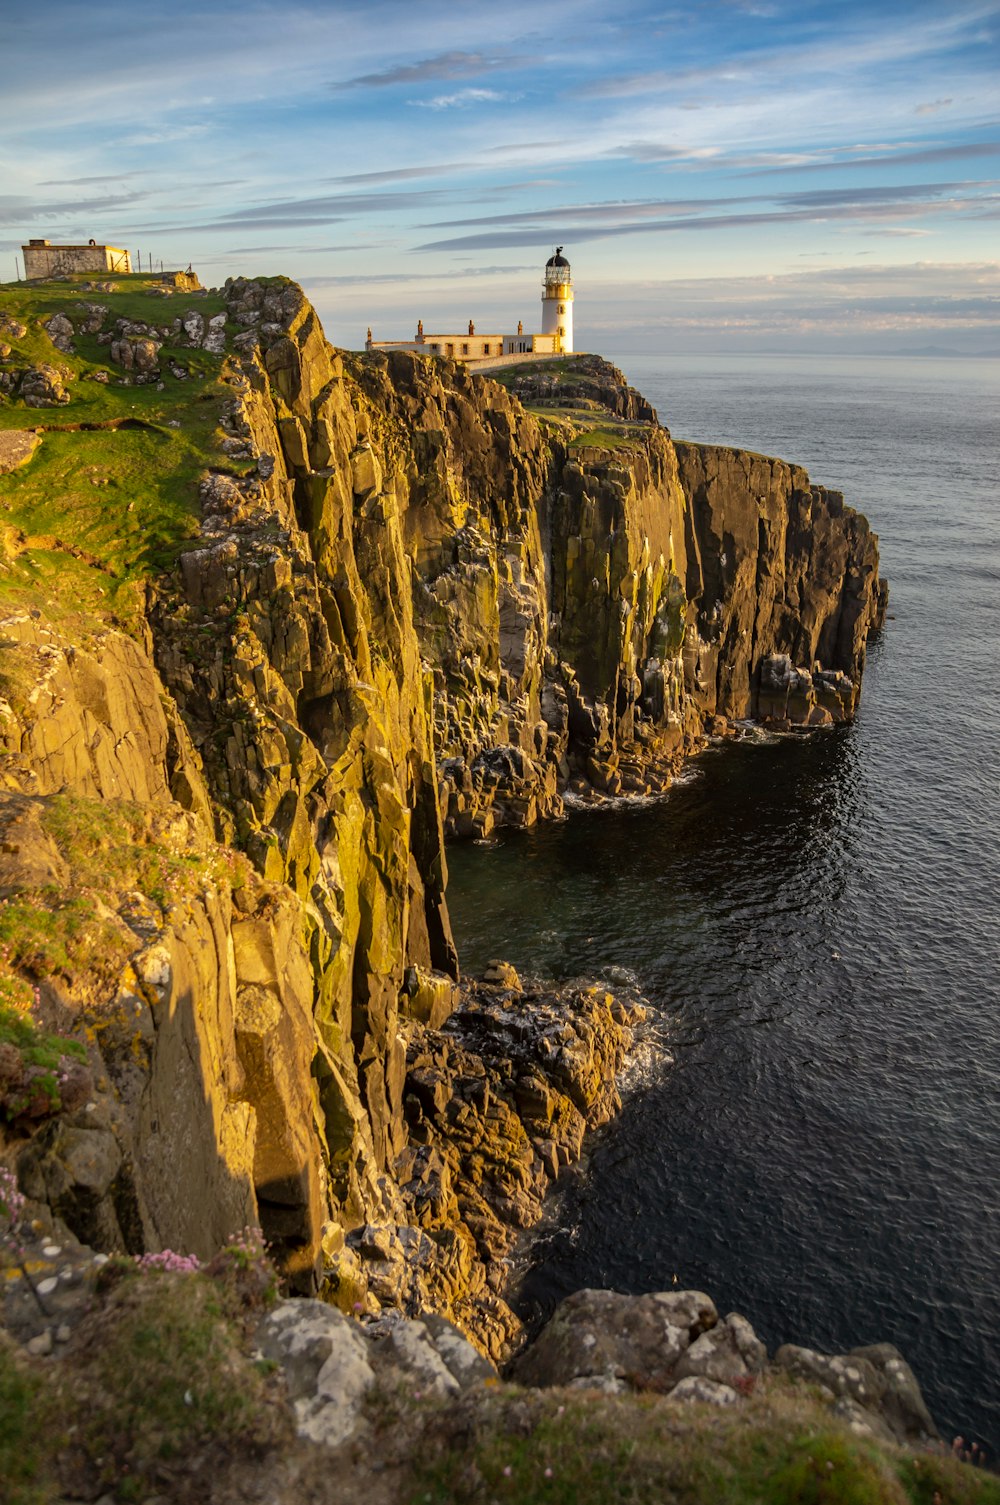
[3,1237,995,1505]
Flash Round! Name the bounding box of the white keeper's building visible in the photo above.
[365,248,575,365]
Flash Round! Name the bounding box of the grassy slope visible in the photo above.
[404,1383,1000,1505]
[487,357,649,452]
[0,273,244,628]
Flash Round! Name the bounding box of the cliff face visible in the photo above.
[678,442,885,725]
[0,276,885,1355]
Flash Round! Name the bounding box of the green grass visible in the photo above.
[568,425,641,451]
[0,975,87,1120]
[0,1266,288,1502]
[0,889,128,990]
[488,357,583,387]
[0,1339,55,1505]
[38,794,247,906]
[0,274,239,625]
[403,1386,1000,1505]
[81,1276,278,1477]
[0,797,251,1041]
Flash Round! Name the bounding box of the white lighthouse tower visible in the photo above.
[541,246,574,353]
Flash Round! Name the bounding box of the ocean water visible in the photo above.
[445,353,1000,1450]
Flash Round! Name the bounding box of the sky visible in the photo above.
[2,0,998,354]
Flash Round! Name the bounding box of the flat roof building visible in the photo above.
[22,239,132,281]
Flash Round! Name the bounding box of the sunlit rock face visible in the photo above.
[0,276,884,1352]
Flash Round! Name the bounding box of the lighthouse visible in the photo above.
[541,246,574,354]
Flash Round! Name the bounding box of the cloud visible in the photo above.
[606,142,718,163]
[303,262,537,288]
[332,50,522,90]
[745,141,1000,174]
[413,88,514,110]
[326,163,476,185]
[915,98,954,115]
[212,188,450,228]
[858,227,933,238]
[0,190,149,227]
[578,260,1000,347]
[779,179,995,208]
[480,140,568,155]
[420,179,996,238]
[422,194,747,231]
[122,124,210,147]
[416,186,1000,252]
[39,172,151,186]
[576,5,1000,100]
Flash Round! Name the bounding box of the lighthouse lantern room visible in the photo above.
[541,246,574,354]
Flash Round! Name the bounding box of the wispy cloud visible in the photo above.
[412,88,515,110]
[326,163,476,185]
[215,189,450,227]
[416,184,1000,252]
[304,262,537,287]
[38,172,152,186]
[743,141,1000,175]
[915,98,954,115]
[0,190,149,227]
[606,142,719,163]
[332,49,524,90]
[419,179,998,238]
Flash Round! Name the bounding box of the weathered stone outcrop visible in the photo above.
[0,430,40,475]
[1,1246,949,1505]
[318,970,643,1358]
[509,1286,939,1448]
[509,354,657,422]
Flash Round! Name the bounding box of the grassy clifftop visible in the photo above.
[0,273,275,627]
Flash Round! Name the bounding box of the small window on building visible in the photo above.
[431,344,439,353]
[483,344,491,355]
[558,327,565,337]
[462,343,469,355]
[559,304,565,314]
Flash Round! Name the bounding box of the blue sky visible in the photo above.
[2,0,998,352]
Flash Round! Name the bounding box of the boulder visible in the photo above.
[673,1311,768,1384]
[510,1288,717,1392]
[849,1343,940,1442]
[110,336,161,376]
[774,1341,938,1445]
[0,430,41,476]
[19,364,70,406]
[43,312,75,352]
[258,1300,375,1448]
[667,1375,740,1406]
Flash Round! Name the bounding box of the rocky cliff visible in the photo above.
[0,274,885,1360]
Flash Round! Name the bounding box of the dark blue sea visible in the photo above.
[445,353,1000,1452]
